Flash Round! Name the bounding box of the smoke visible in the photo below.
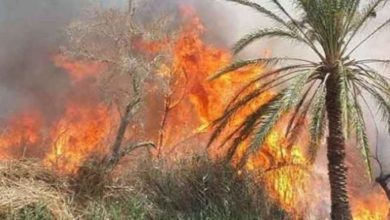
[0,0,85,121]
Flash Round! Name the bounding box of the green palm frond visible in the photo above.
[233,28,306,54]
[246,71,313,159]
[352,59,390,67]
[224,94,285,162]
[241,94,285,163]
[225,68,310,110]
[225,0,288,28]
[286,81,323,148]
[211,0,390,179]
[353,65,390,93]
[355,76,390,133]
[342,0,387,53]
[209,73,308,150]
[208,74,307,151]
[339,64,354,138]
[347,17,390,56]
[349,84,373,178]
[285,81,317,138]
[308,79,327,164]
[341,0,361,38]
[209,59,312,80]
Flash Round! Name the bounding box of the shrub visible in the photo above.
[137,156,288,220]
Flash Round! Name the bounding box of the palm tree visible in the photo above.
[208,0,390,219]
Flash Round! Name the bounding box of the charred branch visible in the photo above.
[371,145,390,202]
[105,141,155,171]
[376,174,390,201]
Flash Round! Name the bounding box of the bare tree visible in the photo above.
[62,0,175,168]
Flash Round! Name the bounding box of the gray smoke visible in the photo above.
[0,0,85,121]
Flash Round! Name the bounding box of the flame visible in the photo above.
[352,193,389,220]
[230,115,311,214]
[0,52,112,174]
[0,111,43,159]
[43,102,113,174]
[53,54,107,82]
[165,6,265,133]
[151,7,313,215]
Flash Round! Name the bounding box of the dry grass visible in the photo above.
[0,157,288,219]
[0,160,74,219]
[0,159,150,220]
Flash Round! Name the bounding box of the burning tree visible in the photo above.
[209,0,390,219]
[60,0,175,169]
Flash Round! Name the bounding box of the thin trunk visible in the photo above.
[157,97,170,158]
[325,73,352,220]
[108,97,141,166]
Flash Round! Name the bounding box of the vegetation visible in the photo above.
[0,158,288,220]
[137,157,287,219]
[209,0,390,219]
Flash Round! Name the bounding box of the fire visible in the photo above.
[352,193,389,220]
[0,111,43,159]
[0,53,112,173]
[154,7,313,215]
[0,4,387,219]
[53,54,107,82]
[230,115,311,214]
[44,102,112,174]
[161,6,265,135]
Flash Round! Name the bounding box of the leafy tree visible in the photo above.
[209,0,390,219]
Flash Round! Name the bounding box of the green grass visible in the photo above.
[80,197,149,220]
[2,203,53,220]
[136,156,288,220]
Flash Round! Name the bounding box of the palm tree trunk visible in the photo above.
[325,73,352,220]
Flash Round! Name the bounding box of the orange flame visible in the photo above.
[0,111,43,159]
[53,54,107,82]
[43,102,113,174]
[148,7,313,215]
[352,193,389,220]
[169,6,265,132]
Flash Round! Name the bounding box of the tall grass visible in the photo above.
[0,157,289,219]
[137,156,288,219]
